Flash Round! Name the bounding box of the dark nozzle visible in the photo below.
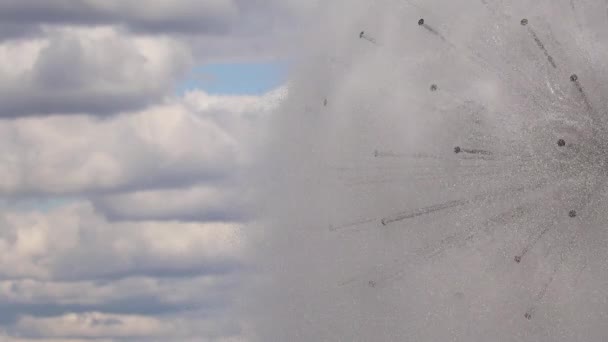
[430,84,438,91]
[525,312,532,320]
[570,74,578,82]
[381,218,387,226]
[557,139,565,147]
[569,210,577,218]
[514,256,521,263]
[521,18,528,26]
[368,280,376,288]
[454,146,461,154]
[418,18,424,25]
[359,31,364,38]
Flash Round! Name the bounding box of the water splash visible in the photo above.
[251,0,608,340]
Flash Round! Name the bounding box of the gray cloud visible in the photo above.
[0,27,192,117]
[0,22,42,41]
[0,0,239,35]
[0,275,238,325]
[0,201,245,282]
[0,0,314,38]
[8,310,243,341]
[0,89,282,227]
[93,184,251,222]
[0,0,314,66]
[0,1,300,340]
[0,99,239,195]
[0,201,245,337]
[0,1,304,117]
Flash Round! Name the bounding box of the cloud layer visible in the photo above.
[0,26,192,117]
[0,84,282,339]
[0,0,311,36]
[0,0,296,340]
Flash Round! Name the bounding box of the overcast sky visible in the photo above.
[0,1,314,341]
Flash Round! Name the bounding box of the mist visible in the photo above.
[246,0,608,340]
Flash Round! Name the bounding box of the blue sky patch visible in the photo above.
[178,61,289,95]
[7,197,77,213]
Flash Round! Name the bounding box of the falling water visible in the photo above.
[249,0,608,340]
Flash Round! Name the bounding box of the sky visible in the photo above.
[0,1,313,341]
[6,1,608,341]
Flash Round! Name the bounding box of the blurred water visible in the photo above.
[251,1,608,340]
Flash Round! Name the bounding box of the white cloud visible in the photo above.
[0,100,235,195]
[93,184,248,222]
[0,26,192,116]
[0,0,317,65]
[0,77,281,341]
[0,275,235,309]
[16,312,171,338]
[0,87,284,196]
[0,1,297,340]
[0,202,244,281]
[10,311,243,341]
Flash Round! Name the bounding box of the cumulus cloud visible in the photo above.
[0,0,316,64]
[0,201,244,281]
[0,199,248,340]
[0,274,236,316]
[93,184,249,222]
[0,0,300,340]
[0,22,41,41]
[9,311,243,341]
[0,98,237,195]
[0,87,284,197]
[16,312,170,338]
[0,72,280,340]
[0,0,316,36]
[0,0,315,51]
[0,0,239,34]
[0,26,192,116]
